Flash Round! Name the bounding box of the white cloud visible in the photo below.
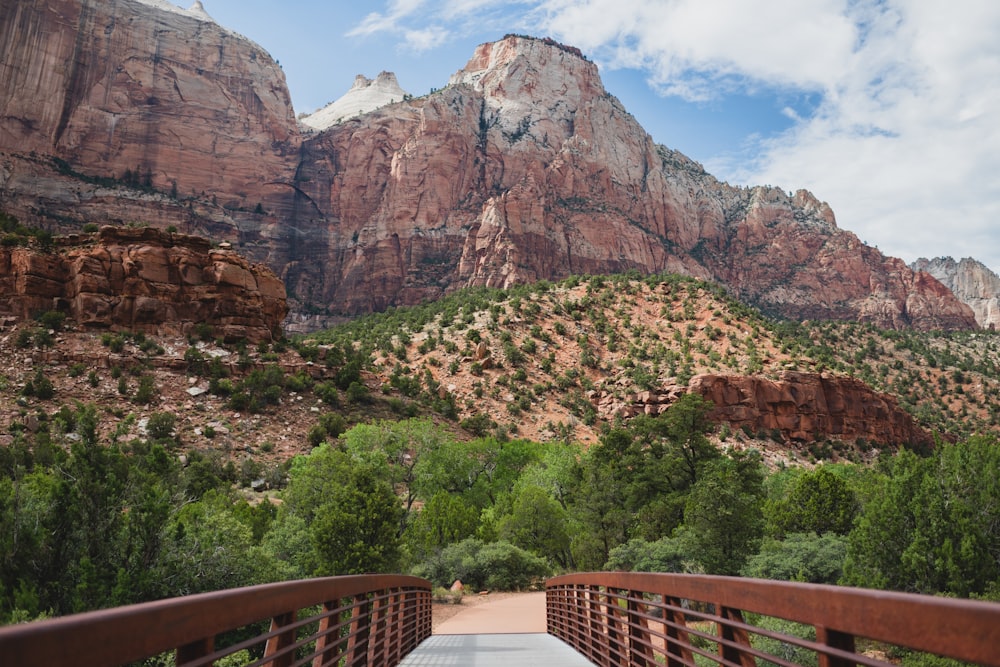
[347,0,426,38]
[535,0,1000,271]
[404,26,450,51]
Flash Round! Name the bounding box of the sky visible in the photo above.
[192,0,999,273]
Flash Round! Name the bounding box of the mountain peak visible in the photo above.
[301,71,409,131]
[448,34,605,114]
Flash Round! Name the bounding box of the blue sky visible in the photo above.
[186,1,999,272]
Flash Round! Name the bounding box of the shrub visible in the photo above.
[133,375,158,405]
[412,538,550,591]
[146,412,177,441]
[38,310,66,332]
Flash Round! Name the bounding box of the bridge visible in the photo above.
[1,572,998,666]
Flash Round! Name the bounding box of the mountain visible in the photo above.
[0,2,977,331]
[912,257,1000,330]
[300,72,410,131]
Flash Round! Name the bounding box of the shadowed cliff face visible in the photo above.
[0,227,287,342]
[0,1,978,332]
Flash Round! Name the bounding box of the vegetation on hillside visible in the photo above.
[1,271,998,647]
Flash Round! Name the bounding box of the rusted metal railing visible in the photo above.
[547,572,1000,667]
[0,574,431,667]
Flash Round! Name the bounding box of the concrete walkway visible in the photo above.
[401,593,593,665]
[434,591,548,634]
[400,633,593,666]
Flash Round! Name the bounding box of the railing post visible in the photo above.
[606,587,628,667]
[312,600,341,667]
[367,590,389,665]
[386,588,402,665]
[176,637,213,666]
[718,605,756,667]
[627,590,655,667]
[346,593,372,667]
[263,610,297,667]
[587,585,611,665]
[662,596,694,667]
[817,626,856,667]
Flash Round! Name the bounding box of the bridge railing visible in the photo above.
[0,574,431,667]
[547,572,1000,667]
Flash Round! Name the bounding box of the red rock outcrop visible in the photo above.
[0,5,978,332]
[0,227,286,342]
[688,372,933,448]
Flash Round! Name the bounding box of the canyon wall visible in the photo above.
[0,1,978,331]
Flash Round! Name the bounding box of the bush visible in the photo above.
[412,538,550,591]
[38,310,66,332]
[146,412,177,441]
[133,375,158,405]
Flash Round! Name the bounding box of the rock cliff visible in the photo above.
[0,0,299,209]
[912,257,1000,330]
[0,3,978,331]
[0,226,286,342]
[689,372,933,448]
[589,371,932,448]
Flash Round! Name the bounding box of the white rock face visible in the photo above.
[301,72,409,130]
[913,257,1000,329]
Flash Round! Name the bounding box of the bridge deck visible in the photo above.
[400,633,594,666]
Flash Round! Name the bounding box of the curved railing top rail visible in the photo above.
[0,574,432,667]
[547,572,1000,667]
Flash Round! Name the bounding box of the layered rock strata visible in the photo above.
[590,372,932,447]
[690,372,933,448]
[0,1,978,331]
[0,227,286,342]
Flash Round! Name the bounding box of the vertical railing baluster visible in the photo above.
[176,637,213,666]
[717,605,756,667]
[662,595,694,667]
[346,594,372,667]
[627,590,655,667]
[263,610,297,667]
[817,626,856,667]
[312,600,340,667]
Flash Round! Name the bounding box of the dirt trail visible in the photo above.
[433,591,547,635]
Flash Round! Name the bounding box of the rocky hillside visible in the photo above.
[0,224,286,342]
[2,271,996,476]
[307,274,1000,456]
[912,257,1000,330]
[0,2,977,331]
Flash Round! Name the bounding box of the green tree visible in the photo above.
[843,437,1000,596]
[404,491,480,562]
[681,450,765,575]
[766,466,858,537]
[498,485,572,568]
[741,533,848,584]
[280,444,402,575]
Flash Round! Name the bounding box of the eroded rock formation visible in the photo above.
[912,257,1000,330]
[589,371,931,447]
[0,227,286,342]
[689,372,933,448]
[0,0,978,332]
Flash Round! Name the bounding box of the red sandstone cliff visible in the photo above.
[0,3,978,331]
[689,372,933,448]
[590,371,932,448]
[0,226,286,342]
